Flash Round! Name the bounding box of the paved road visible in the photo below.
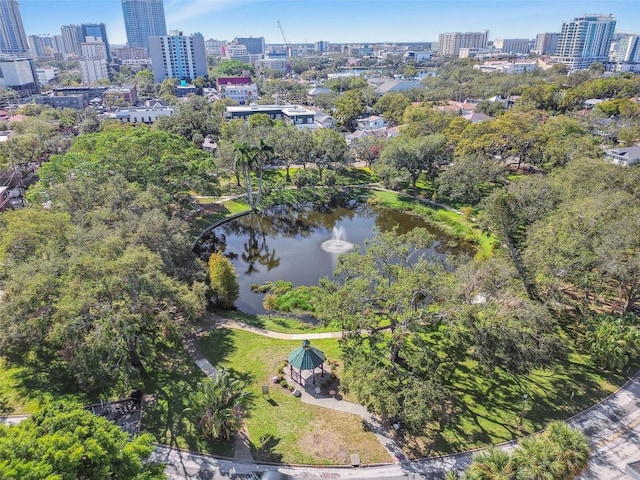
[572,374,640,479]
[176,317,640,479]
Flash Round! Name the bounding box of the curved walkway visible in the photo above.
[175,314,640,479]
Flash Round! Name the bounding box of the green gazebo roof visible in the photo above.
[288,340,326,371]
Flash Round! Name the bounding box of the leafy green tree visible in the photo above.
[372,92,411,126]
[213,59,254,78]
[311,128,348,179]
[335,89,366,131]
[208,252,239,309]
[437,156,505,205]
[587,314,640,371]
[0,403,165,479]
[188,369,252,440]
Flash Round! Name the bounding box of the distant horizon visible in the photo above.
[17,1,640,46]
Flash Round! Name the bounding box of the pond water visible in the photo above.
[194,202,472,315]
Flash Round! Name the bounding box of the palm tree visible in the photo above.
[545,421,590,479]
[189,369,253,440]
[512,436,563,480]
[233,141,256,209]
[466,447,515,480]
[253,137,274,207]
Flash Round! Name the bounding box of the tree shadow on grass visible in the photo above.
[141,344,233,456]
[7,350,88,406]
[252,433,284,463]
[198,328,237,367]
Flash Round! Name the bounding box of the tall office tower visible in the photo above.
[0,0,29,56]
[81,23,111,61]
[28,34,64,60]
[149,32,207,83]
[315,40,329,52]
[234,36,265,55]
[121,0,167,51]
[438,31,489,57]
[553,14,616,70]
[61,24,83,57]
[534,33,559,55]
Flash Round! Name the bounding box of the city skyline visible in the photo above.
[15,0,640,47]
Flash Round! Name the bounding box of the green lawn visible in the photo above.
[214,310,338,334]
[404,351,627,457]
[139,342,235,457]
[198,329,391,465]
[371,190,495,258]
[0,355,89,416]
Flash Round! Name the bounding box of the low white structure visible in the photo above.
[218,83,258,105]
[357,115,385,131]
[604,146,640,167]
[474,61,539,74]
[110,106,176,124]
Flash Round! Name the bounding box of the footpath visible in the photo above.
[162,314,640,479]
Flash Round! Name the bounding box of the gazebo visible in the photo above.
[288,340,326,386]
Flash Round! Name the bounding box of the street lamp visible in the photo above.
[518,393,528,431]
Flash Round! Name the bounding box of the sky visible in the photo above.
[18,0,640,46]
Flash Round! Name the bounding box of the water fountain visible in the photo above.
[321,225,354,253]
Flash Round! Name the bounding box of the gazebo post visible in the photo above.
[321,363,324,377]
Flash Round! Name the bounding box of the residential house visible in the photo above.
[604,146,640,166]
[357,115,385,131]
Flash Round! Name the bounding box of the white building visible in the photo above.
[474,61,539,74]
[79,58,109,84]
[604,146,640,167]
[111,106,176,124]
[218,82,258,104]
[36,66,58,85]
[438,31,489,57]
[149,32,207,84]
[553,14,616,71]
[357,115,386,131]
[224,42,250,63]
[493,38,532,55]
[255,57,288,72]
[81,41,108,60]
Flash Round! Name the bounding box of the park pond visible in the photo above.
[194,201,473,315]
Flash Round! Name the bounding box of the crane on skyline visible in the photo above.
[276,20,292,58]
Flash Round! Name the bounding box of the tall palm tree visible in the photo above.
[545,421,590,479]
[189,369,253,440]
[466,447,515,480]
[253,137,274,207]
[233,141,256,209]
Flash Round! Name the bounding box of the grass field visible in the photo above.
[198,328,391,465]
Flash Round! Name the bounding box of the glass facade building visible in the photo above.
[122,0,167,52]
[0,0,29,56]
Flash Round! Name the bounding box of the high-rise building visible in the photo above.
[81,23,111,61]
[315,40,329,52]
[79,58,109,84]
[223,42,250,63]
[234,36,265,55]
[493,38,532,55]
[0,56,38,96]
[438,31,489,57]
[28,34,64,60]
[534,33,559,55]
[553,14,616,70]
[149,32,207,83]
[121,0,167,51]
[0,0,29,56]
[61,24,83,58]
